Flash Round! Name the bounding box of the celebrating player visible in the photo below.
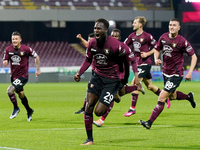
[93,28,144,127]
[3,31,41,122]
[124,16,170,117]
[139,18,197,129]
[74,18,141,145]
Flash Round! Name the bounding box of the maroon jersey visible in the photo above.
[124,31,156,66]
[79,36,137,80]
[155,32,195,76]
[3,44,38,79]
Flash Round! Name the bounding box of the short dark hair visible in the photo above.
[12,31,21,38]
[95,18,109,29]
[88,33,95,38]
[170,18,180,25]
[112,28,121,35]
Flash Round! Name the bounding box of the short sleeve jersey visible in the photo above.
[155,33,195,76]
[124,31,156,66]
[3,44,38,79]
[86,36,136,80]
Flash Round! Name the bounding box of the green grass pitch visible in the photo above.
[0,81,199,150]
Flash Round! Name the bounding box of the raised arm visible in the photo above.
[76,34,89,48]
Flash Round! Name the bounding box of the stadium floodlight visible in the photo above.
[109,20,116,28]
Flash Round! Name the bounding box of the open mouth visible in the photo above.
[95,33,100,39]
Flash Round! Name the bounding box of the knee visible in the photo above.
[18,92,25,99]
[7,88,13,95]
[147,84,153,90]
[169,95,176,100]
[158,94,168,102]
[95,109,104,117]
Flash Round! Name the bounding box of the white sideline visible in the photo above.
[0,147,27,150]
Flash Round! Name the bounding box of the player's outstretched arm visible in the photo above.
[76,34,89,48]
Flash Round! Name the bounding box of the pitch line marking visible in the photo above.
[0,124,173,133]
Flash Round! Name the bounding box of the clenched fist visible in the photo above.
[74,73,81,82]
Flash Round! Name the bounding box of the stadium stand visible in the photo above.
[1,0,172,10]
[0,41,85,67]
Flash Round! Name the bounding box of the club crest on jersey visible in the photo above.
[172,43,177,48]
[90,83,94,88]
[104,49,110,55]
[140,38,144,43]
[20,51,25,56]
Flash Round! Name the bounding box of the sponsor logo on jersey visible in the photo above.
[11,55,21,65]
[133,41,141,52]
[95,54,107,65]
[163,45,173,57]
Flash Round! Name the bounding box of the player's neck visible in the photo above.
[13,44,21,50]
[97,35,107,48]
[169,33,178,39]
[136,28,143,36]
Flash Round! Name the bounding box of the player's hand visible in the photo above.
[184,73,192,82]
[35,70,41,77]
[136,82,142,91]
[76,34,82,39]
[74,73,81,82]
[155,59,162,66]
[140,52,148,58]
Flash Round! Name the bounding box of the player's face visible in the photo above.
[132,19,141,31]
[94,22,107,40]
[169,21,180,35]
[111,31,120,40]
[12,35,22,48]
